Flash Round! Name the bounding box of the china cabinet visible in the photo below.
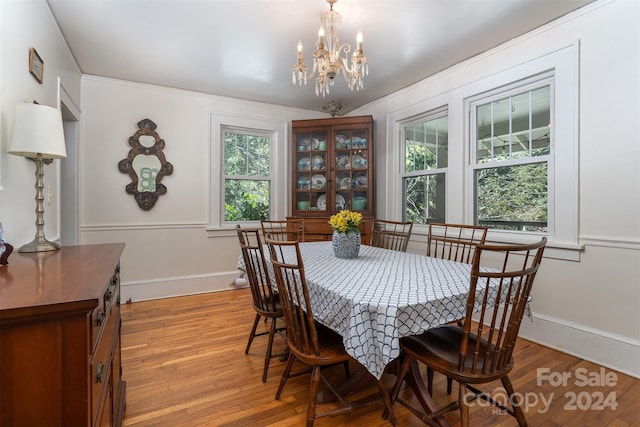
[291,115,374,241]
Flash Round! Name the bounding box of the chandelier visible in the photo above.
[292,0,368,97]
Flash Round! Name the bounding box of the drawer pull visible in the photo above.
[96,361,104,383]
[96,309,104,326]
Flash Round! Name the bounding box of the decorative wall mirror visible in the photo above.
[118,118,173,210]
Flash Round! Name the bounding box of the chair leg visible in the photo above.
[501,375,528,427]
[447,377,453,395]
[389,355,413,403]
[245,313,261,354]
[459,383,470,427]
[275,352,295,400]
[261,317,278,382]
[426,366,434,395]
[376,379,397,427]
[306,365,321,427]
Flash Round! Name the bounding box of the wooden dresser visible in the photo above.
[0,243,126,426]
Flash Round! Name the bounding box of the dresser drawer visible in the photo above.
[91,305,116,424]
[90,305,106,354]
[90,266,120,354]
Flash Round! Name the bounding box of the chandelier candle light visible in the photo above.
[292,0,368,97]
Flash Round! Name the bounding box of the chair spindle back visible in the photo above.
[265,238,320,357]
[427,223,488,264]
[459,237,546,376]
[261,219,305,242]
[236,225,278,314]
[370,219,413,252]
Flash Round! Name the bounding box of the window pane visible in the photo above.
[475,163,547,232]
[403,173,445,224]
[223,132,270,177]
[476,85,550,163]
[404,116,448,172]
[530,86,551,157]
[224,179,270,221]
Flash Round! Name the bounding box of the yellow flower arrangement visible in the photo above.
[329,210,364,233]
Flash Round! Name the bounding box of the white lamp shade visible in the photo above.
[8,103,67,159]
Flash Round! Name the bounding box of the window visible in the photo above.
[470,79,552,232]
[388,43,578,258]
[401,111,448,224]
[222,128,271,222]
[208,113,286,230]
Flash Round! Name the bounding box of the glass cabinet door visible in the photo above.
[292,115,373,220]
[294,130,328,214]
[334,128,370,213]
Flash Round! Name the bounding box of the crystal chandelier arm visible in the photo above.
[292,0,368,96]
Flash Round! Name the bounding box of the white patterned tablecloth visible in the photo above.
[239,241,491,379]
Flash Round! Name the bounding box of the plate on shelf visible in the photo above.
[351,155,367,169]
[352,172,367,188]
[311,138,326,150]
[297,138,310,151]
[311,155,325,170]
[311,174,326,189]
[338,176,351,190]
[316,194,327,210]
[336,155,350,169]
[316,193,346,210]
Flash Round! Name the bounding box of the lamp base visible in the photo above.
[18,237,61,253]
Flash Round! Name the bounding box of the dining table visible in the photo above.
[238,240,501,377]
[238,240,501,426]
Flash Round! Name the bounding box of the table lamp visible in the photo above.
[8,103,67,252]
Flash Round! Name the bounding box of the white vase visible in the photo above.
[332,230,361,259]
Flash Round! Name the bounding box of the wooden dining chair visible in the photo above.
[265,237,397,427]
[370,219,413,252]
[426,222,488,393]
[426,222,488,263]
[390,237,547,427]
[261,218,305,242]
[236,225,286,382]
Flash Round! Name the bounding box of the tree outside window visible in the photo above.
[402,114,448,224]
[472,84,551,232]
[223,130,271,222]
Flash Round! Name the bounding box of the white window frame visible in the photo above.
[463,43,581,260]
[399,107,449,224]
[221,126,274,224]
[468,74,553,234]
[208,113,287,231]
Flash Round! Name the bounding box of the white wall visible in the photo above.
[351,0,640,376]
[0,0,82,246]
[80,76,322,301]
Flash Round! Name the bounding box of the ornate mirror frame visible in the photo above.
[118,118,173,210]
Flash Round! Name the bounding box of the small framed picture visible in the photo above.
[29,48,44,84]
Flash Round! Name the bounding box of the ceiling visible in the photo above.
[47,0,594,115]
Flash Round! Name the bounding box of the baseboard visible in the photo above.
[121,271,241,303]
[519,313,640,378]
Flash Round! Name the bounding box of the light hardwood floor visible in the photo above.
[120,289,639,426]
